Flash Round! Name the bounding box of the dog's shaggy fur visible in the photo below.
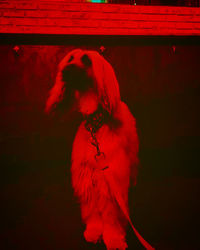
[45,49,152,249]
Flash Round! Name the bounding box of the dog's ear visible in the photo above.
[45,71,65,114]
[45,49,83,114]
[90,52,120,114]
[101,59,121,113]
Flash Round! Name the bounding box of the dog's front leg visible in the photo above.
[81,201,103,244]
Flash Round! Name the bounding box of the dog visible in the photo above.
[45,49,154,249]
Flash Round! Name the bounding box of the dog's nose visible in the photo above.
[81,54,92,67]
[62,64,92,91]
[62,64,81,80]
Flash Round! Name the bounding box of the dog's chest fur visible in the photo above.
[71,120,128,203]
[70,102,138,206]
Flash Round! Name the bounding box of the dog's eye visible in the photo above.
[81,54,92,67]
[68,55,74,63]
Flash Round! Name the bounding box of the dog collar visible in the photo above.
[85,106,109,133]
[85,109,106,134]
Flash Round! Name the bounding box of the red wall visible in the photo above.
[1,1,200,35]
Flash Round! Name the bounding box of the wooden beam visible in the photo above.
[0,1,200,36]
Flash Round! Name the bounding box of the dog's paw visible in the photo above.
[103,230,128,250]
[105,240,128,250]
[84,223,102,243]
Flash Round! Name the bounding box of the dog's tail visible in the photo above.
[104,171,155,250]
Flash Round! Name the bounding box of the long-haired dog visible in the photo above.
[45,49,154,250]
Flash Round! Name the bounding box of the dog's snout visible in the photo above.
[62,64,93,92]
[62,64,81,81]
[81,54,92,67]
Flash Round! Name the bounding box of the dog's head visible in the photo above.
[45,49,120,116]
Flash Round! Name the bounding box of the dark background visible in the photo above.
[92,0,200,7]
[0,42,200,250]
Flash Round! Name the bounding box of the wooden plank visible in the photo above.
[1,24,200,36]
[1,10,200,23]
[0,1,200,36]
[1,17,199,30]
[0,1,200,14]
